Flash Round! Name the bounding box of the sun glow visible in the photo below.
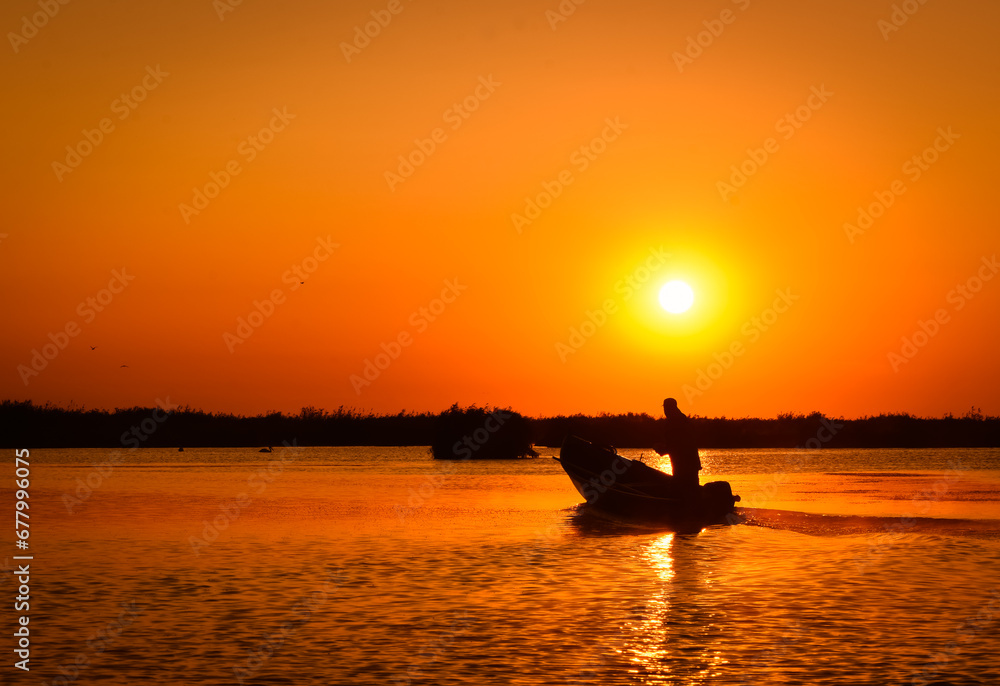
[658,280,695,314]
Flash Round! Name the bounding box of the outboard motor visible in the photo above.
[702,480,741,510]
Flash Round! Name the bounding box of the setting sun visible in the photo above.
[659,280,695,314]
[1,0,997,421]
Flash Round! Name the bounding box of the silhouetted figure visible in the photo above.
[259,446,273,453]
[657,398,701,495]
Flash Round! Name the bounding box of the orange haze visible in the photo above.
[1,0,998,418]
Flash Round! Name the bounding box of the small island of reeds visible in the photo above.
[430,404,538,460]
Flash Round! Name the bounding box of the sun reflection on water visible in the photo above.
[646,533,677,582]
[618,534,677,679]
[617,534,736,684]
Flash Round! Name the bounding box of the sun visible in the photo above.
[658,280,695,314]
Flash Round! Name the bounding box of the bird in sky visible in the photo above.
[120,364,129,368]
[90,346,97,350]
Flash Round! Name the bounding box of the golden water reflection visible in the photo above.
[21,450,1000,685]
[617,532,736,684]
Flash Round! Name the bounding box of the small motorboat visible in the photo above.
[555,435,740,531]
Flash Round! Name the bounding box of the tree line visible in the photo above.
[1,400,998,450]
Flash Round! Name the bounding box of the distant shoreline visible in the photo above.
[3,400,999,450]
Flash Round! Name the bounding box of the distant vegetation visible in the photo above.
[430,404,537,459]
[530,408,1000,449]
[1,400,998,450]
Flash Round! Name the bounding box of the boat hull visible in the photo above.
[556,435,740,530]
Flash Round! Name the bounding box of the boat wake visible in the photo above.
[738,507,1000,538]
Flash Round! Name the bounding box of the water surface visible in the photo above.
[7,447,1000,685]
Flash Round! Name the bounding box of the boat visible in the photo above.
[555,435,741,531]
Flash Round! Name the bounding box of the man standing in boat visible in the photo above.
[656,398,702,495]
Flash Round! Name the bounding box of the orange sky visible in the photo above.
[2,0,998,418]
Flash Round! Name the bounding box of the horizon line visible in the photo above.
[2,399,996,423]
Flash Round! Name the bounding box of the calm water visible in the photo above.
[6,447,1000,685]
